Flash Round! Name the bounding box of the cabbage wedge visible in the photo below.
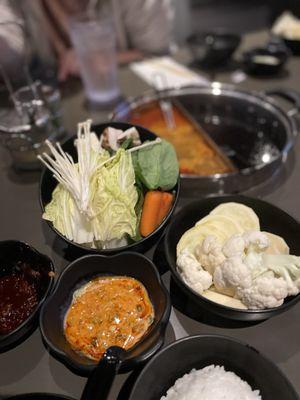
[43,184,94,244]
[91,149,138,247]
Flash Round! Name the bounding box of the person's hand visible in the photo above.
[117,50,143,64]
[57,48,143,82]
[58,49,80,82]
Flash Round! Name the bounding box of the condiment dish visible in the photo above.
[0,240,55,352]
[187,31,241,67]
[278,35,300,55]
[243,46,289,75]
[39,252,171,376]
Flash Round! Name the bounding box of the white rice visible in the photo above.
[160,365,262,400]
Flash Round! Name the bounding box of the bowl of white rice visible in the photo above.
[160,365,261,400]
[127,335,298,400]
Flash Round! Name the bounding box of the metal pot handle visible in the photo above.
[80,346,125,400]
[265,89,300,118]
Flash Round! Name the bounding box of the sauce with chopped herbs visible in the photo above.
[64,276,154,360]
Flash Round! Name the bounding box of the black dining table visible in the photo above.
[0,30,300,399]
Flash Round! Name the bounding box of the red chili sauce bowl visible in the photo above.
[0,240,55,352]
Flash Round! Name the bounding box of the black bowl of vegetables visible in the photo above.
[164,195,300,322]
[39,121,180,255]
[0,240,55,352]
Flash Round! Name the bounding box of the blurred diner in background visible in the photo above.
[0,0,172,83]
[1,0,300,167]
[1,1,300,90]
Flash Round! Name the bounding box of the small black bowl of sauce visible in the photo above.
[40,252,171,377]
[187,31,241,68]
[243,45,289,75]
[0,240,55,352]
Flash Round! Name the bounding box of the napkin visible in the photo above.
[130,56,209,89]
[272,11,300,39]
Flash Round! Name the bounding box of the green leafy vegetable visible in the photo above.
[132,139,179,191]
[120,137,133,150]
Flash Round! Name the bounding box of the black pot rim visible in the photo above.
[39,251,171,374]
[39,122,180,254]
[0,240,55,348]
[128,333,298,399]
[164,194,300,316]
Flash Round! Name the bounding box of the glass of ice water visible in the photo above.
[69,14,120,105]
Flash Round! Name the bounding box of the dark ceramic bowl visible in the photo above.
[164,195,300,321]
[281,36,300,55]
[243,46,289,75]
[128,335,298,400]
[39,122,179,256]
[187,31,241,67]
[0,241,55,352]
[39,252,171,376]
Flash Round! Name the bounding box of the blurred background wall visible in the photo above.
[172,0,300,44]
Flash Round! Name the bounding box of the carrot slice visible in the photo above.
[140,191,174,237]
[140,191,163,237]
[157,192,174,225]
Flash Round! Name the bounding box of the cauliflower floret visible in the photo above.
[243,230,269,253]
[292,278,300,294]
[244,251,267,278]
[237,271,288,309]
[213,257,252,297]
[195,235,225,275]
[285,280,300,296]
[262,254,300,296]
[177,250,212,295]
[222,234,246,258]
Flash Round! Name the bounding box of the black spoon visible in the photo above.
[81,347,126,400]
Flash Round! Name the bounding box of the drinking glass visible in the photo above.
[0,82,63,170]
[69,15,120,105]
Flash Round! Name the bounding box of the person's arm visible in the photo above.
[119,0,173,55]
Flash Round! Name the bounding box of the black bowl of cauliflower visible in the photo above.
[164,195,300,321]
